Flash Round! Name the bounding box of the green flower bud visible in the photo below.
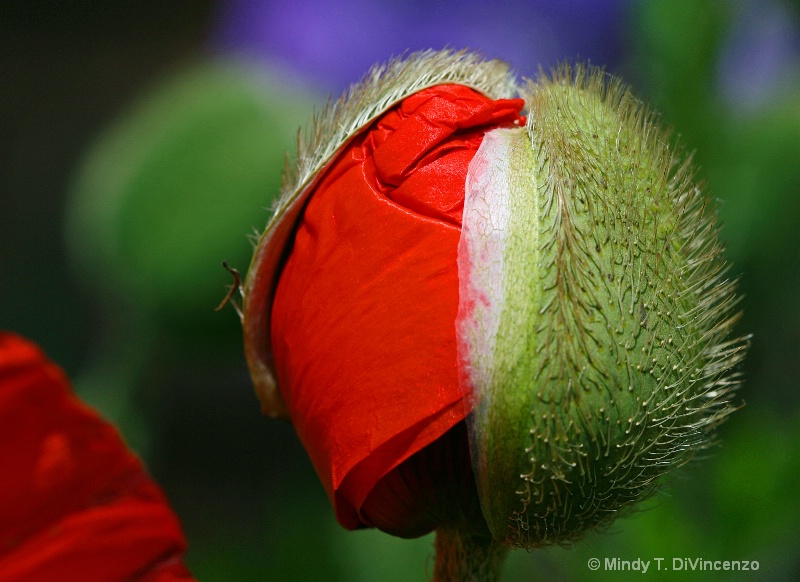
[241,50,748,579]
[457,64,747,548]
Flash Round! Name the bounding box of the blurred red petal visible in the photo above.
[271,85,524,529]
[0,333,194,581]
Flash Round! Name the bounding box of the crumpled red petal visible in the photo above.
[271,85,524,529]
[0,333,194,582]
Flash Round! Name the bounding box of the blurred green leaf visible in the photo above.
[711,92,800,265]
[67,60,316,330]
[712,407,800,559]
[629,0,732,155]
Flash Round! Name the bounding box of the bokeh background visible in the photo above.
[2,0,800,580]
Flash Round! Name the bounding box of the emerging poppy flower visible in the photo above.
[0,333,193,582]
[240,50,747,578]
[242,51,526,541]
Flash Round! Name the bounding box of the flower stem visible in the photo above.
[433,526,508,582]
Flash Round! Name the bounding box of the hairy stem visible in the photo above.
[433,526,508,582]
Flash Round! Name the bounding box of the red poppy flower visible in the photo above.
[242,52,526,536]
[271,83,523,530]
[0,332,194,582]
[242,50,745,559]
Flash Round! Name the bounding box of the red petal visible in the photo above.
[0,333,194,581]
[271,86,524,528]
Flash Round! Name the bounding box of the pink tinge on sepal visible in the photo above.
[456,127,526,412]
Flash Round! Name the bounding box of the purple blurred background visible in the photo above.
[211,0,630,92]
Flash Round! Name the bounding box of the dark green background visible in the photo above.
[2,1,799,580]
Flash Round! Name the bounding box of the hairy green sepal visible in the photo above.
[458,66,746,548]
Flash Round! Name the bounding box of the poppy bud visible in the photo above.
[458,69,747,548]
[240,50,747,576]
